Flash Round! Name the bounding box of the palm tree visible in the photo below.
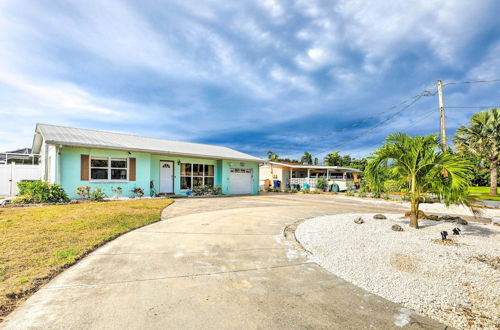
[267,151,279,161]
[365,133,473,228]
[300,152,313,165]
[453,108,499,196]
[324,151,342,166]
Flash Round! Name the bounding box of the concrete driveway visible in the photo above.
[2,195,445,329]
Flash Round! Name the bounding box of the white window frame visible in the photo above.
[89,156,129,182]
[180,163,215,190]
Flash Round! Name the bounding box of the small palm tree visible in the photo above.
[301,152,313,165]
[365,133,474,228]
[453,108,499,196]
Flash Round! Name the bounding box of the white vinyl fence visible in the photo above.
[0,164,41,197]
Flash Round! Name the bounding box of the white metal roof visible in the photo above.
[32,124,263,162]
[267,161,361,172]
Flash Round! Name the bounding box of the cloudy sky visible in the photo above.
[1,0,499,160]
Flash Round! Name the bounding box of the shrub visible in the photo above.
[89,188,106,201]
[76,186,90,199]
[312,189,322,194]
[316,178,328,192]
[290,188,298,193]
[16,181,69,203]
[192,185,223,196]
[383,180,402,193]
[358,191,367,198]
[301,188,310,194]
[266,186,274,192]
[111,186,123,199]
[131,187,145,198]
[382,193,390,200]
[345,190,354,196]
[212,186,222,195]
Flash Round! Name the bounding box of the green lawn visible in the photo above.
[0,199,174,320]
[469,186,500,201]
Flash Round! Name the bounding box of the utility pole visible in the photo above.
[437,80,446,151]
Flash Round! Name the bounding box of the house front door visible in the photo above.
[159,161,174,193]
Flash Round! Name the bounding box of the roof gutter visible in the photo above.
[45,141,265,163]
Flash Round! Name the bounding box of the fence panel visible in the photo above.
[0,164,41,196]
[0,165,12,196]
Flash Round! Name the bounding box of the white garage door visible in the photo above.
[230,168,253,194]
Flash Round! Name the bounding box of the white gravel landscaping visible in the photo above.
[295,213,500,329]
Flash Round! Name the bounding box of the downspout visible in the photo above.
[44,143,49,181]
[57,145,62,184]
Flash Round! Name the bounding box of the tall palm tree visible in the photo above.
[300,152,313,165]
[453,108,500,196]
[324,151,342,166]
[267,151,279,161]
[365,133,473,228]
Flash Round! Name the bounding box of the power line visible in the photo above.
[310,93,427,157]
[321,108,437,160]
[446,106,500,109]
[254,88,436,154]
[443,79,500,86]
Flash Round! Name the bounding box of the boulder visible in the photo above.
[456,218,468,225]
[425,214,439,221]
[354,217,364,224]
[439,215,460,222]
[391,224,403,231]
[373,214,387,219]
[492,217,500,226]
[404,210,426,219]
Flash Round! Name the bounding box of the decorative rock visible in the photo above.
[439,215,460,222]
[425,214,439,221]
[391,224,403,231]
[404,210,426,219]
[456,217,468,225]
[492,217,500,226]
[373,214,387,219]
[354,217,364,224]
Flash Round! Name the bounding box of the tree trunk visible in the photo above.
[490,158,498,196]
[409,175,419,229]
[409,199,419,228]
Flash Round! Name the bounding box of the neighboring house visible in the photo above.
[31,124,263,198]
[0,148,38,164]
[260,161,360,191]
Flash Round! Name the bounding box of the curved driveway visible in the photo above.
[2,195,444,329]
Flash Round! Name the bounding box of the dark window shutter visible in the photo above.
[81,155,89,181]
[129,158,136,181]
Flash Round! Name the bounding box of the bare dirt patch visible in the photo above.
[390,253,421,274]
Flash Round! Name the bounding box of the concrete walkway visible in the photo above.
[2,195,446,329]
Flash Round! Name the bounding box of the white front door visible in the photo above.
[229,168,253,194]
[159,161,174,193]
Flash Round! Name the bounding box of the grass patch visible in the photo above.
[468,186,500,201]
[0,198,173,319]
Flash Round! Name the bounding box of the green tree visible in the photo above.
[323,151,342,166]
[341,155,352,166]
[314,157,318,165]
[350,158,368,172]
[365,133,474,229]
[267,151,279,161]
[453,108,500,196]
[300,152,313,165]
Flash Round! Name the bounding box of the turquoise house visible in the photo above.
[31,124,263,199]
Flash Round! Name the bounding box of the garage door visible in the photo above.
[230,168,253,194]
